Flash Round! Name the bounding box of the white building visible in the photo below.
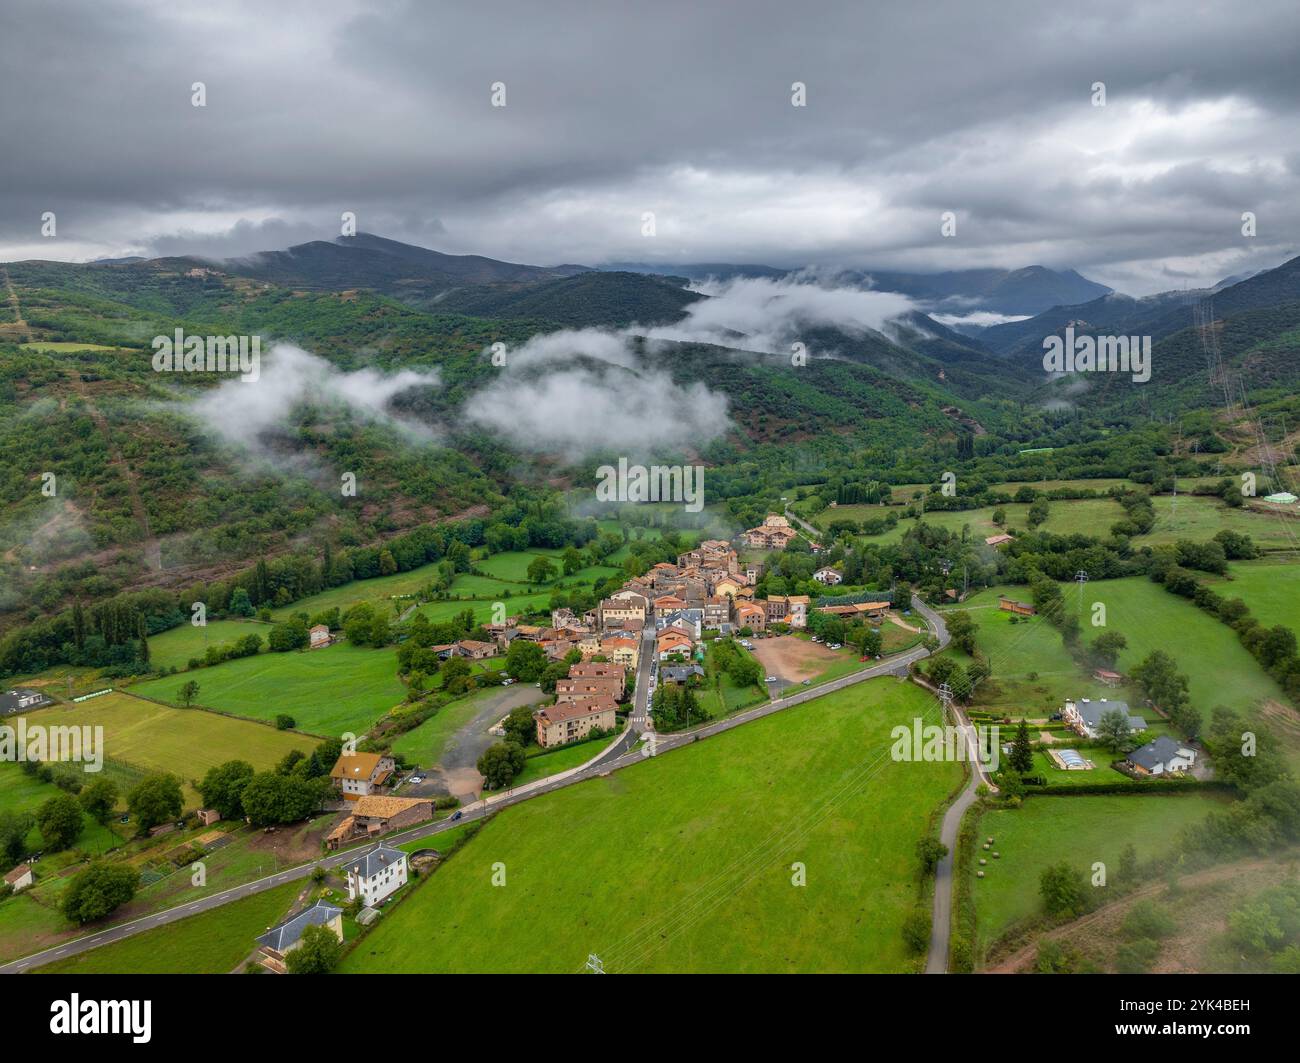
[813,567,843,585]
[346,844,409,906]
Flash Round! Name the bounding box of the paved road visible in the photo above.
[2,596,946,975]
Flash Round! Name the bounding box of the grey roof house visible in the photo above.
[1126,736,1197,776]
[1063,698,1147,738]
[256,901,344,958]
[0,688,54,715]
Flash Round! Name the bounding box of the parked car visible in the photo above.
[829,643,842,650]
[765,675,778,683]
[802,679,812,686]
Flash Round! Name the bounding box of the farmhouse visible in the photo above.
[256,901,344,969]
[4,863,33,892]
[0,688,54,715]
[984,533,1014,547]
[1126,736,1198,776]
[326,795,435,848]
[1093,669,1124,686]
[309,624,331,649]
[456,639,497,660]
[742,514,798,549]
[346,844,409,906]
[813,567,843,585]
[535,697,617,748]
[998,595,1036,617]
[330,752,396,801]
[1062,698,1147,740]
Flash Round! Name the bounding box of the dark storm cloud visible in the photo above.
[1,0,1297,292]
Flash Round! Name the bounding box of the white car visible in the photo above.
[830,643,842,650]
[766,675,778,683]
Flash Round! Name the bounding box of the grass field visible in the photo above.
[388,686,546,767]
[19,341,122,353]
[0,762,121,856]
[43,692,318,805]
[144,619,271,671]
[0,894,71,965]
[130,642,404,736]
[944,586,1088,715]
[1068,577,1293,753]
[969,794,1228,959]
[511,740,605,787]
[1219,559,1300,632]
[34,881,303,974]
[1136,494,1300,551]
[339,678,961,974]
[416,592,554,625]
[847,499,1125,545]
[267,560,449,622]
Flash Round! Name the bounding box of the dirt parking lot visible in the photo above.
[748,635,845,682]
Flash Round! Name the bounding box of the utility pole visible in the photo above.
[585,953,605,974]
[1074,569,1089,611]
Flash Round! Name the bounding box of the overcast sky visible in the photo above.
[1,0,1297,294]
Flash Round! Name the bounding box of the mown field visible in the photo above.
[130,642,404,736]
[1218,559,1300,632]
[944,586,1087,715]
[34,881,303,974]
[1135,494,1300,551]
[46,692,317,804]
[145,619,270,672]
[1068,577,1293,753]
[340,679,961,974]
[969,794,1229,961]
[848,499,1125,545]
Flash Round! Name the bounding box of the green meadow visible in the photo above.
[34,881,303,974]
[144,619,271,671]
[969,794,1228,960]
[340,679,960,974]
[131,642,405,736]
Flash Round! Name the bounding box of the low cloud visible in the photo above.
[463,329,730,458]
[638,275,917,354]
[930,311,1031,328]
[183,343,442,447]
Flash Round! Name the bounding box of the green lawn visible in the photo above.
[130,642,405,736]
[0,762,123,857]
[43,692,318,806]
[944,586,1087,715]
[340,678,961,973]
[416,592,554,625]
[0,894,73,965]
[267,560,448,622]
[853,499,1125,544]
[145,619,270,671]
[1219,559,1300,632]
[1136,494,1300,551]
[511,740,606,787]
[970,794,1228,960]
[1069,577,1293,758]
[34,881,303,974]
[389,687,544,768]
[474,549,568,582]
